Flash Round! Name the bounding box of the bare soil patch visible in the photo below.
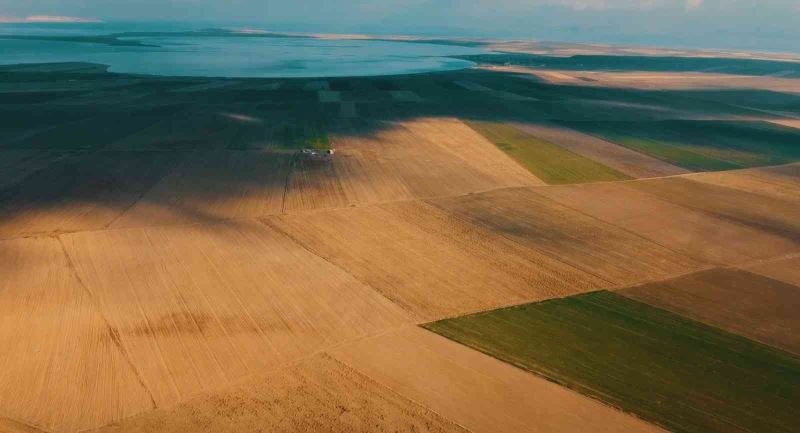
[619,268,800,354]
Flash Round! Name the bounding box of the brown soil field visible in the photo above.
[0,237,155,433]
[91,353,466,433]
[687,163,800,202]
[267,200,605,320]
[283,118,542,213]
[428,187,701,286]
[743,255,800,287]
[0,152,180,238]
[626,177,800,240]
[330,327,665,433]
[110,151,291,228]
[512,123,689,178]
[619,268,800,355]
[60,220,410,407]
[534,181,799,264]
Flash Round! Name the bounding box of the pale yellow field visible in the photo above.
[92,353,466,433]
[330,327,666,433]
[515,122,689,177]
[0,237,154,433]
[284,118,542,213]
[429,186,702,286]
[268,200,605,320]
[61,220,411,408]
[534,181,800,265]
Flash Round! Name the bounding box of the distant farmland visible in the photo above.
[424,291,800,433]
[557,120,800,171]
[465,121,631,184]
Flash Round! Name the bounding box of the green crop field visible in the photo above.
[465,121,631,184]
[424,291,800,433]
[559,120,800,171]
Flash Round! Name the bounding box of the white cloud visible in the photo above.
[0,15,101,23]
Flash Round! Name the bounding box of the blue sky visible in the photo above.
[2,1,799,52]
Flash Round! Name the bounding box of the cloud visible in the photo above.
[0,15,101,23]
[685,0,703,11]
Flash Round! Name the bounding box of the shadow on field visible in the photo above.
[1,62,800,239]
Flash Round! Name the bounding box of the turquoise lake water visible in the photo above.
[0,23,483,78]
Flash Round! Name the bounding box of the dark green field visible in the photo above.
[424,291,800,433]
[465,121,631,184]
[558,120,800,171]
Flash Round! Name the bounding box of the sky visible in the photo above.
[1,0,799,52]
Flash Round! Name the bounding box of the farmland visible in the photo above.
[465,121,631,184]
[424,291,800,433]
[2,41,800,433]
[619,268,800,354]
[556,120,800,171]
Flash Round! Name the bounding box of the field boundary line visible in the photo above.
[55,235,158,410]
[419,198,615,286]
[1,160,795,242]
[324,350,477,433]
[524,186,714,266]
[257,217,420,321]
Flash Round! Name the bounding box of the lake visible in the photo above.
[0,23,483,78]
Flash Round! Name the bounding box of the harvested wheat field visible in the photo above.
[627,177,800,240]
[330,327,665,433]
[92,353,466,433]
[534,181,800,265]
[109,151,292,228]
[687,163,800,202]
[283,118,541,212]
[0,152,180,238]
[428,186,701,285]
[60,220,411,407]
[0,237,155,433]
[743,255,800,287]
[267,200,606,320]
[511,123,689,178]
[619,268,800,354]
[424,291,800,433]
